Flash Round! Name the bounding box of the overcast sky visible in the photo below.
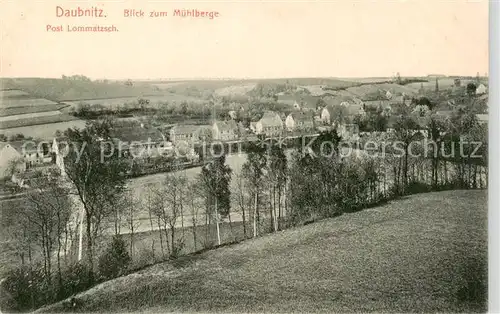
[0,0,489,80]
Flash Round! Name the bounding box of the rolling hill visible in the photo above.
[38,190,487,313]
[0,78,166,102]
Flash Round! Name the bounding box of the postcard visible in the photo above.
[0,0,490,313]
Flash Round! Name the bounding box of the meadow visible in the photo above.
[38,190,488,313]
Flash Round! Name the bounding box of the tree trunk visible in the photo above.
[56,213,63,298]
[162,221,170,255]
[269,187,274,233]
[215,197,221,246]
[85,212,94,285]
[148,207,155,260]
[170,224,175,255]
[228,210,234,241]
[253,192,258,238]
[192,218,197,251]
[28,233,35,311]
[278,187,282,231]
[241,198,247,239]
[157,217,165,259]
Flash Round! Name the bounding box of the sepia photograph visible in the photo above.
[0,0,493,313]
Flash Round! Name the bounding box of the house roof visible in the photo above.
[288,111,315,123]
[7,141,44,154]
[214,120,238,132]
[277,95,320,109]
[363,100,391,109]
[476,114,488,122]
[324,102,363,117]
[170,124,202,135]
[259,111,283,127]
[323,96,357,107]
[111,125,165,142]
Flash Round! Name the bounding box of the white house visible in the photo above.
[254,111,283,137]
[0,142,25,179]
[476,84,487,95]
[321,97,365,125]
[169,125,202,144]
[284,111,315,132]
[212,120,239,141]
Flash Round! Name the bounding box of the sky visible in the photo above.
[0,0,489,80]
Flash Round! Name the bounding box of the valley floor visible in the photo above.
[40,190,487,313]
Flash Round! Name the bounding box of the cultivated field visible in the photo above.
[0,114,78,129]
[0,104,67,118]
[346,83,418,98]
[0,111,63,122]
[0,98,58,108]
[0,120,86,139]
[39,190,488,313]
[214,84,257,97]
[404,78,484,91]
[0,90,30,98]
[0,78,165,102]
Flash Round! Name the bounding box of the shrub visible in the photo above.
[0,265,46,312]
[98,235,131,280]
[59,262,92,300]
[171,238,185,259]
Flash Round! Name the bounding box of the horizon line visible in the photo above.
[0,73,488,82]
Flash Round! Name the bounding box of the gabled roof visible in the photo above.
[277,95,320,109]
[111,125,165,142]
[288,111,315,123]
[363,99,391,109]
[323,100,364,118]
[259,111,283,127]
[8,141,44,153]
[0,142,10,150]
[323,96,357,107]
[214,120,238,132]
[170,124,203,135]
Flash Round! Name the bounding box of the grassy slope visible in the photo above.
[39,190,487,313]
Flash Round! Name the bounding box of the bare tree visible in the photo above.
[23,169,72,298]
[234,173,248,238]
[63,118,128,284]
[162,172,188,257]
[122,191,140,260]
[187,180,203,251]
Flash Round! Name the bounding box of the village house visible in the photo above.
[111,124,169,158]
[321,96,365,125]
[169,124,203,144]
[0,142,26,179]
[212,120,239,141]
[363,99,392,116]
[476,83,487,95]
[476,114,488,125]
[6,141,53,169]
[277,95,321,111]
[254,111,284,137]
[284,111,315,132]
